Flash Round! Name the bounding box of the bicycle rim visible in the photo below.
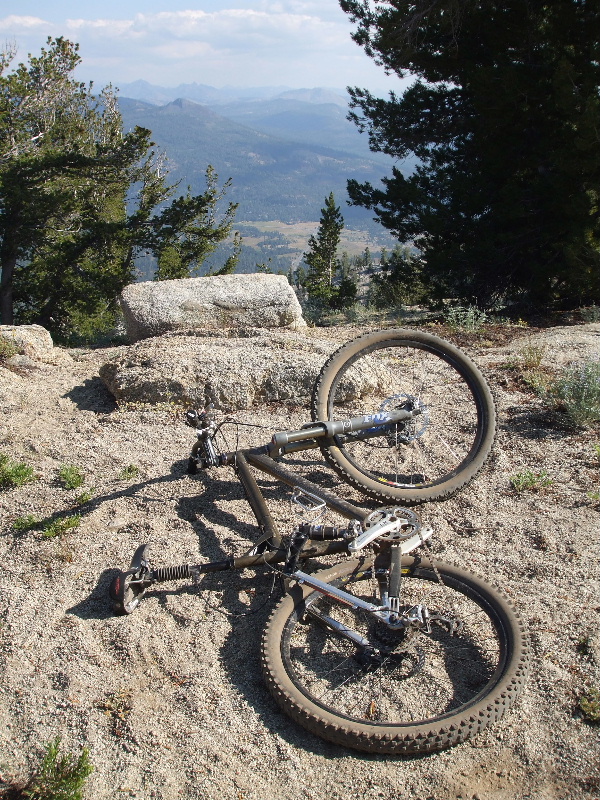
[261,558,529,753]
[311,329,496,503]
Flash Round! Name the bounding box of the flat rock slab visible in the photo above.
[99,329,335,410]
[480,323,600,367]
[98,328,393,411]
[119,273,306,343]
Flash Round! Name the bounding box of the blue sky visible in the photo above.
[0,1,408,94]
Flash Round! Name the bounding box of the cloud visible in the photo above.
[0,6,402,92]
[0,15,50,30]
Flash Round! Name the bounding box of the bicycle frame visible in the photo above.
[112,406,429,615]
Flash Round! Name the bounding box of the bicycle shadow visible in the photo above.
[64,458,193,620]
[150,468,425,760]
[70,453,430,758]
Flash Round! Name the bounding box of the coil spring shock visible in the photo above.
[152,564,194,583]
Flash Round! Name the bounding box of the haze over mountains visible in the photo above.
[117,81,410,228]
[117,80,349,108]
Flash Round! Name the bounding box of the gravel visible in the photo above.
[0,323,598,800]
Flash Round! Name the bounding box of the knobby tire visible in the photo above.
[261,557,529,754]
[311,329,496,504]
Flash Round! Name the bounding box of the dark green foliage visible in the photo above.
[328,275,358,310]
[208,230,242,276]
[368,246,427,309]
[151,167,238,281]
[303,193,345,300]
[0,454,36,490]
[1,39,239,341]
[300,193,358,309]
[0,39,132,332]
[341,0,600,309]
[22,737,92,800]
[58,464,85,490]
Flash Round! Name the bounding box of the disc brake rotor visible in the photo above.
[379,394,429,446]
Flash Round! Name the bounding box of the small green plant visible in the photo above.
[58,465,85,490]
[73,489,94,506]
[21,737,93,800]
[117,464,139,481]
[517,344,546,370]
[510,470,552,492]
[578,687,600,724]
[97,688,133,737]
[444,305,488,332]
[12,514,38,533]
[580,305,600,323]
[41,515,81,539]
[0,336,19,361]
[0,454,36,490]
[576,635,593,658]
[547,359,600,427]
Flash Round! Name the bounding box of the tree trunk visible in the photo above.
[0,204,22,325]
[0,253,16,325]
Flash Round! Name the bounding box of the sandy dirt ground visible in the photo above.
[0,323,598,800]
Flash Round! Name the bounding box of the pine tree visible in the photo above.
[341,0,600,308]
[303,193,345,301]
[0,38,239,338]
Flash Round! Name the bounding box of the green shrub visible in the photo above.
[117,464,139,481]
[367,250,427,309]
[0,336,19,361]
[516,344,546,370]
[510,470,552,492]
[580,305,600,323]
[73,489,95,506]
[12,514,38,533]
[547,360,600,427]
[58,465,85,490]
[578,688,600,725]
[0,455,36,490]
[444,305,488,332]
[22,737,93,800]
[41,515,81,539]
[504,344,550,393]
[63,304,126,348]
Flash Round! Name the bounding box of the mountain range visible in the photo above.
[117,83,410,227]
[117,80,349,107]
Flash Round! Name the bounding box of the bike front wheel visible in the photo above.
[261,558,529,754]
[311,329,496,503]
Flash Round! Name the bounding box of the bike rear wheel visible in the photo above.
[261,558,529,754]
[311,329,496,504]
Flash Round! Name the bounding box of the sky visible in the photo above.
[0,1,409,94]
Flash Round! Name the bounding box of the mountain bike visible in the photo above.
[109,328,529,754]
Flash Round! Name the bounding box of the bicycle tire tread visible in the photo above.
[310,328,497,505]
[260,559,530,754]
